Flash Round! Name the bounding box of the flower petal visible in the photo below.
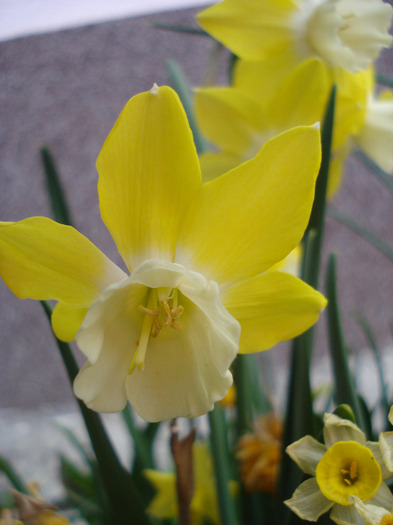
[330,503,365,525]
[175,126,321,286]
[349,496,389,525]
[195,87,264,154]
[286,435,326,476]
[368,482,393,510]
[51,302,89,342]
[199,151,244,182]
[357,91,393,173]
[0,217,125,304]
[323,413,366,447]
[97,85,201,271]
[285,478,333,521]
[380,430,393,472]
[221,270,327,353]
[144,470,178,519]
[197,0,297,62]
[367,440,392,480]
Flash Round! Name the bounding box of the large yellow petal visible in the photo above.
[0,217,125,304]
[175,126,321,286]
[97,85,201,271]
[221,270,327,353]
[197,0,297,61]
[51,302,89,342]
[199,151,244,182]
[194,87,264,154]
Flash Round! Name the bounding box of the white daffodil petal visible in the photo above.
[285,478,333,521]
[350,496,390,525]
[286,435,326,476]
[367,440,392,479]
[330,502,364,525]
[126,259,240,422]
[379,431,393,473]
[368,482,393,509]
[323,413,366,447]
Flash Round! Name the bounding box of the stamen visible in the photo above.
[341,461,358,486]
[130,288,185,374]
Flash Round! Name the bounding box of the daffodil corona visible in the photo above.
[0,85,326,421]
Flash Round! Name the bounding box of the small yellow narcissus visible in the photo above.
[285,413,393,524]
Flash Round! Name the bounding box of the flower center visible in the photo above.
[129,287,184,373]
[315,440,382,505]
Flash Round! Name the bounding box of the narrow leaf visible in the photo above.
[40,147,73,226]
[325,255,367,434]
[328,206,393,263]
[166,58,208,155]
[208,405,238,525]
[0,456,28,494]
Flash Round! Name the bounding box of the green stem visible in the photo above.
[208,405,237,525]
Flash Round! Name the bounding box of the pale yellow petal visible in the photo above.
[195,87,264,154]
[175,126,321,286]
[0,217,125,305]
[97,85,201,271]
[330,503,365,525]
[221,270,327,353]
[286,435,326,476]
[323,413,366,447]
[199,151,243,182]
[285,478,333,521]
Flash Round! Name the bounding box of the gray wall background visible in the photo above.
[1,7,393,410]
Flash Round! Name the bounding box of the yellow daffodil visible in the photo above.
[0,85,326,422]
[350,496,393,525]
[198,0,392,73]
[236,413,282,494]
[145,442,236,524]
[285,413,393,524]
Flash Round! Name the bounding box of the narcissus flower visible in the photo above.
[285,413,393,524]
[0,85,325,422]
[198,0,392,73]
[236,413,283,494]
[145,442,236,525]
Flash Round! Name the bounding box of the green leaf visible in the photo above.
[325,255,367,434]
[0,456,28,494]
[208,405,238,525]
[150,23,207,36]
[40,301,150,525]
[353,312,390,423]
[328,206,393,263]
[375,73,393,89]
[166,58,208,155]
[40,147,73,226]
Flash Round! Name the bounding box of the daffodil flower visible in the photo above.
[145,441,236,524]
[198,0,392,73]
[285,413,393,524]
[0,85,325,422]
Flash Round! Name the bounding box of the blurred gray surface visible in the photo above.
[1,7,393,410]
